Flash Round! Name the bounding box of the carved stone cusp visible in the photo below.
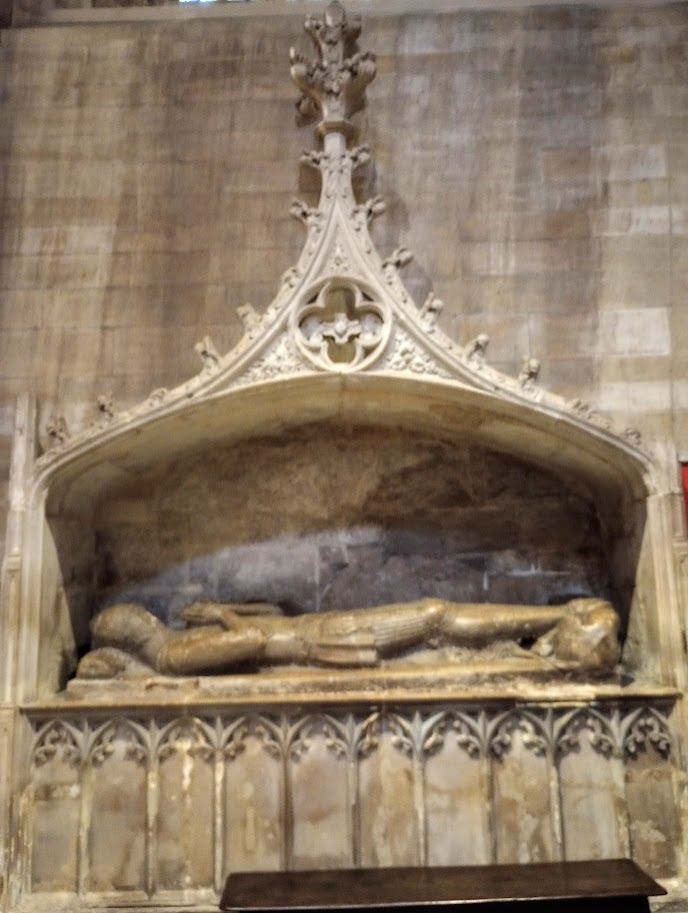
[465,333,490,365]
[236,303,261,336]
[518,356,541,389]
[46,414,69,446]
[348,144,371,169]
[383,246,414,271]
[361,195,386,223]
[96,393,115,420]
[290,198,322,228]
[290,1,376,139]
[300,148,326,169]
[195,335,220,372]
[419,293,444,330]
[623,427,643,447]
[147,388,169,406]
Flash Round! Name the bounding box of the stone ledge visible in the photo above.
[23,671,680,713]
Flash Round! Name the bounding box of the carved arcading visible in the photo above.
[157,718,215,762]
[421,710,482,759]
[89,719,148,766]
[288,714,349,761]
[488,710,549,759]
[554,708,617,759]
[25,701,676,898]
[32,719,82,768]
[621,707,672,759]
[28,705,675,770]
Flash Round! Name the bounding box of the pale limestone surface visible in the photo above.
[0,4,687,913]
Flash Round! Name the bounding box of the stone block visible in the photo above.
[0,329,40,380]
[528,311,597,360]
[596,380,672,415]
[594,144,667,181]
[290,728,352,870]
[604,179,670,208]
[42,290,104,329]
[492,721,555,863]
[590,206,671,236]
[541,357,597,400]
[462,313,530,363]
[358,731,420,867]
[597,263,671,309]
[102,288,164,329]
[597,308,671,357]
[667,142,688,174]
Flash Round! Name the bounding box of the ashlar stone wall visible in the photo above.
[0,3,687,567]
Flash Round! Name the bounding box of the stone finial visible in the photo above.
[289,0,376,139]
[194,335,220,371]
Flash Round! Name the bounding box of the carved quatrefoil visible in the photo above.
[293,279,390,371]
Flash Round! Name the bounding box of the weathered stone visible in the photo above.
[92,424,611,620]
[0,6,687,910]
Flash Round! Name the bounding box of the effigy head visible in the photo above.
[533,598,620,674]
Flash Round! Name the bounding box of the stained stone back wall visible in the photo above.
[90,424,610,631]
[1,4,688,568]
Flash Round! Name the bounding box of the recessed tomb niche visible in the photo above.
[90,422,613,639]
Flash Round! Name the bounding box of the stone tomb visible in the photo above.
[1,4,686,912]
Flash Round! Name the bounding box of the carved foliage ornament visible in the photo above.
[31,706,674,770]
[290,0,376,137]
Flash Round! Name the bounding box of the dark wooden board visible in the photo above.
[221,859,666,912]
